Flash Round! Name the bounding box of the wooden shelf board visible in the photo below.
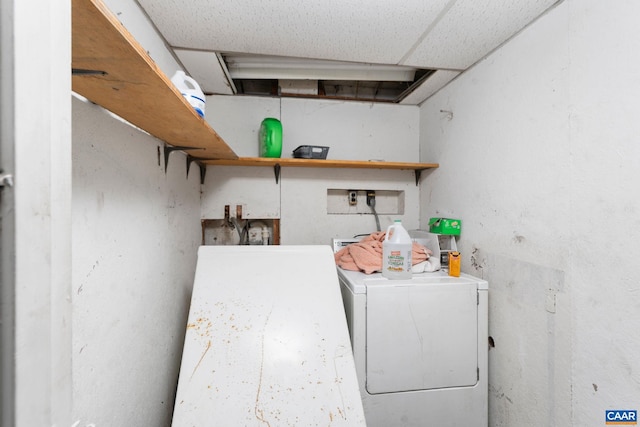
[72,0,238,160]
[203,157,439,170]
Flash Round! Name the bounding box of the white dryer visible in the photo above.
[338,268,488,427]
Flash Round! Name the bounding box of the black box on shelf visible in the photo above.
[292,145,330,159]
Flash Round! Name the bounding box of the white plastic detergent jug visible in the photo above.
[382,220,412,279]
[171,70,205,118]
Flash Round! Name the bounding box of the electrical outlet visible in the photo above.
[366,190,375,206]
[348,190,358,206]
[327,189,405,215]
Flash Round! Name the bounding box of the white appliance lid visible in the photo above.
[337,267,488,294]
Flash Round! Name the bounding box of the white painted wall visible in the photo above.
[71,97,202,426]
[68,2,201,422]
[281,167,419,244]
[419,1,640,425]
[201,96,422,243]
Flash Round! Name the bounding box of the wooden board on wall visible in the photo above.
[72,0,238,160]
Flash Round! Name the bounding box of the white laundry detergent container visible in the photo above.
[171,70,205,117]
[382,219,412,279]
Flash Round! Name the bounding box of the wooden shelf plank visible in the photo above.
[203,157,439,170]
[72,0,238,160]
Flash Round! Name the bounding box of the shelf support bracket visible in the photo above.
[163,145,203,173]
[273,163,281,184]
[187,155,207,185]
[414,169,422,186]
[71,68,107,76]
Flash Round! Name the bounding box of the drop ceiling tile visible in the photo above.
[174,49,235,95]
[400,70,460,105]
[136,0,452,65]
[402,0,560,69]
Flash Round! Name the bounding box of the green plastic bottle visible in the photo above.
[259,118,282,158]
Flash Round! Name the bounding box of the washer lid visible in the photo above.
[337,268,488,294]
[365,278,479,394]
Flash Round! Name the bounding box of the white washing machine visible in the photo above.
[338,267,488,427]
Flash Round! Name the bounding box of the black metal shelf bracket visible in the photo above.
[72,68,107,76]
[163,144,207,184]
[187,155,207,185]
[163,145,201,173]
[273,163,281,184]
[414,169,422,186]
[413,167,434,186]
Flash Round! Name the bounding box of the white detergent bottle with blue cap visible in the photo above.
[382,219,412,279]
[171,70,206,117]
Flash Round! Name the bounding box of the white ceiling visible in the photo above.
[137,0,561,104]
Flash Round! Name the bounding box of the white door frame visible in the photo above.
[1,1,73,426]
[0,0,16,424]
